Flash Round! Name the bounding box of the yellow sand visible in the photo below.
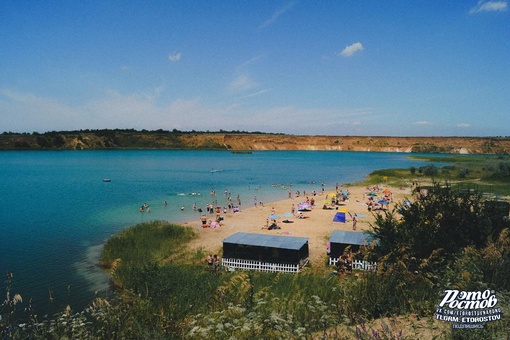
[182,184,412,265]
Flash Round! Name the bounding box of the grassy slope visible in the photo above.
[357,154,510,197]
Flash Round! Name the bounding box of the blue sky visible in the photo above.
[1,1,509,136]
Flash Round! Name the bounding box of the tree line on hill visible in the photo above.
[1,128,281,136]
[0,129,284,150]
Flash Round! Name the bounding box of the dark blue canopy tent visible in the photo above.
[223,232,309,265]
[328,230,371,258]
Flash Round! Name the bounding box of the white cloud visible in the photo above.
[339,42,364,57]
[168,52,182,62]
[415,121,433,126]
[237,55,264,70]
[87,91,220,131]
[260,2,295,29]
[0,87,375,135]
[229,74,259,93]
[470,1,507,13]
[457,123,470,127]
[231,106,373,134]
[0,89,87,131]
[241,89,271,99]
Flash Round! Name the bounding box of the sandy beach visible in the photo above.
[183,184,413,266]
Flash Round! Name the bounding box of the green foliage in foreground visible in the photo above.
[5,263,508,339]
[368,183,509,270]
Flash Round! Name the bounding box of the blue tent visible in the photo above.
[332,212,346,223]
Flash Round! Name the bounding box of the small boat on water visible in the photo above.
[102,178,111,182]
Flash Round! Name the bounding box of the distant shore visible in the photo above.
[2,130,509,154]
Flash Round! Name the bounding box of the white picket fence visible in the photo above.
[329,258,377,271]
[222,258,302,273]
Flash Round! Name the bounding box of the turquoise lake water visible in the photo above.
[0,150,431,313]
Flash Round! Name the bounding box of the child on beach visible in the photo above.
[200,214,207,227]
[207,254,213,270]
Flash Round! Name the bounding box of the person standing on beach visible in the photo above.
[207,254,213,270]
[352,214,357,230]
[213,254,221,271]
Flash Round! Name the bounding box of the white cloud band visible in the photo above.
[340,42,364,57]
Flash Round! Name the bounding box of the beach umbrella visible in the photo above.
[382,188,392,194]
[268,214,280,219]
[367,192,377,197]
[378,199,389,205]
[298,202,312,210]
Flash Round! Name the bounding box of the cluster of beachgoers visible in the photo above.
[182,183,412,265]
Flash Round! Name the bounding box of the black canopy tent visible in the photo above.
[328,230,371,259]
[223,232,309,265]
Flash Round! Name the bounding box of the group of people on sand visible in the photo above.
[189,191,243,228]
[200,214,221,228]
[366,195,391,212]
[267,219,281,230]
[206,254,222,271]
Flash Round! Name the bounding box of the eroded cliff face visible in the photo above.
[222,135,510,154]
[1,132,509,154]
